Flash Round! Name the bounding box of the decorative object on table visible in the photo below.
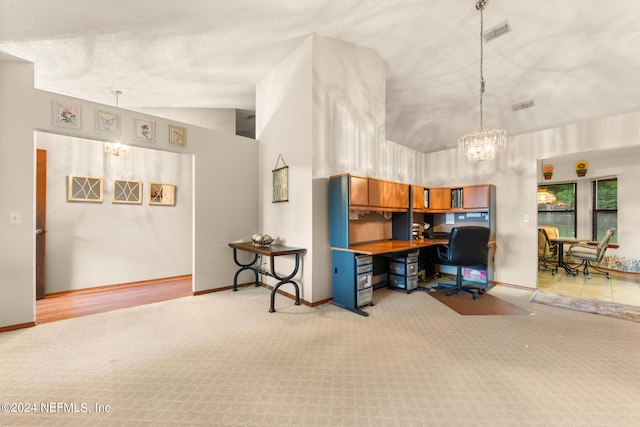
[149,182,176,206]
[575,160,588,177]
[67,175,103,202]
[53,100,82,129]
[542,164,554,180]
[251,234,273,247]
[537,188,556,204]
[133,117,155,142]
[103,91,131,157]
[272,154,288,203]
[457,0,507,162]
[169,124,187,147]
[112,179,142,204]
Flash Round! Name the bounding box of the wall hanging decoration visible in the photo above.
[169,125,187,147]
[67,175,103,202]
[53,100,82,129]
[112,180,142,204]
[96,110,119,135]
[134,117,156,142]
[149,182,176,206]
[542,164,554,180]
[575,160,588,177]
[272,154,288,203]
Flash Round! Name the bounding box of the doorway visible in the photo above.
[34,132,194,310]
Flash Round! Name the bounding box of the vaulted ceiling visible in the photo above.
[1,0,639,153]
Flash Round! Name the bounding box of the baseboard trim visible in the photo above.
[45,274,193,298]
[194,282,331,308]
[0,321,36,333]
[494,281,537,291]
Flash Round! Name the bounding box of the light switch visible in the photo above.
[523,214,530,223]
[10,211,21,224]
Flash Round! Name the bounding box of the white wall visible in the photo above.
[36,133,192,292]
[0,59,37,327]
[256,34,387,303]
[256,36,314,300]
[0,58,258,328]
[130,107,236,134]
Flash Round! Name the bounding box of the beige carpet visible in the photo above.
[1,285,640,426]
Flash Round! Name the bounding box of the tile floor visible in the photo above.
[537,266,640,306]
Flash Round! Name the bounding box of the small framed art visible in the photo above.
[96,110,119,135]
[272,153,289,203]
[67,175,103,202]
[53,100,82,129]
[169,125,187,147]
[134,118,156,142]
[149,182,176,206]
[112,180,142,204]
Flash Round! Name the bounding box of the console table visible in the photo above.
[228,242,306,313]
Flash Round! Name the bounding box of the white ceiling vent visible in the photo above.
[512,99,535,111]
[484,20,511,42]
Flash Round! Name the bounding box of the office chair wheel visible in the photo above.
[445,290,451,296]
[478,288,485,294]
[472,293,478,300]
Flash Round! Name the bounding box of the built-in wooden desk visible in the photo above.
[331,239,448,256]
[228,242,306,313]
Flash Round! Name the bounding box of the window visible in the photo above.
[592,178,617,243]
[538,183,576,238]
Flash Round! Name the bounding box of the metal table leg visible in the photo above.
[268,253,301,313]
[231,249,260,291]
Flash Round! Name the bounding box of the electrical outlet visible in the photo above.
[523,214,530,223]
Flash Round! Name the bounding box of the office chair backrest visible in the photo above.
[539,225,559,241]
[538,228,553,257]
[447,226,490,267]
[595,228,616,261]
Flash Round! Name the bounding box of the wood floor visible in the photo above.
[36,275,193,324]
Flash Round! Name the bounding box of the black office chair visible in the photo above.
[434,226,490,300]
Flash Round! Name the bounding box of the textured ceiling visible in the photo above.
[1,0,640,153]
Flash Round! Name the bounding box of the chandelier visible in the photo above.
[458,0,507,162]
[537,189,556,204]
[104,90,131,157]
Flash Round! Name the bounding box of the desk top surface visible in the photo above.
[332,239,448,256]
[229,241,307,256]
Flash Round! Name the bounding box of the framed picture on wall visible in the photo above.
[112,180,142,204]
[149,182,176,206]
[67,175,103,202]
[272,154,288,203]
[134,117,156,142]
[169,125,187,147]
[52,100,82,129]
[96,110,119,135]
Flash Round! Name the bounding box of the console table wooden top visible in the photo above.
[228,241,307,257]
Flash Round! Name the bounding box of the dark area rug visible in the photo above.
[529,290,640,323]
[425,287,531,315]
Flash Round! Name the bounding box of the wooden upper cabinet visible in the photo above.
[462,185,489,209]
[367,178,383,207]
[349,175,369,206]
[428,187,451,210]
[394,183,409,209]
[366,179,408,209]
[413,186,427,209]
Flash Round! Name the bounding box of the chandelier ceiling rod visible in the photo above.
[457,0,507,163]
